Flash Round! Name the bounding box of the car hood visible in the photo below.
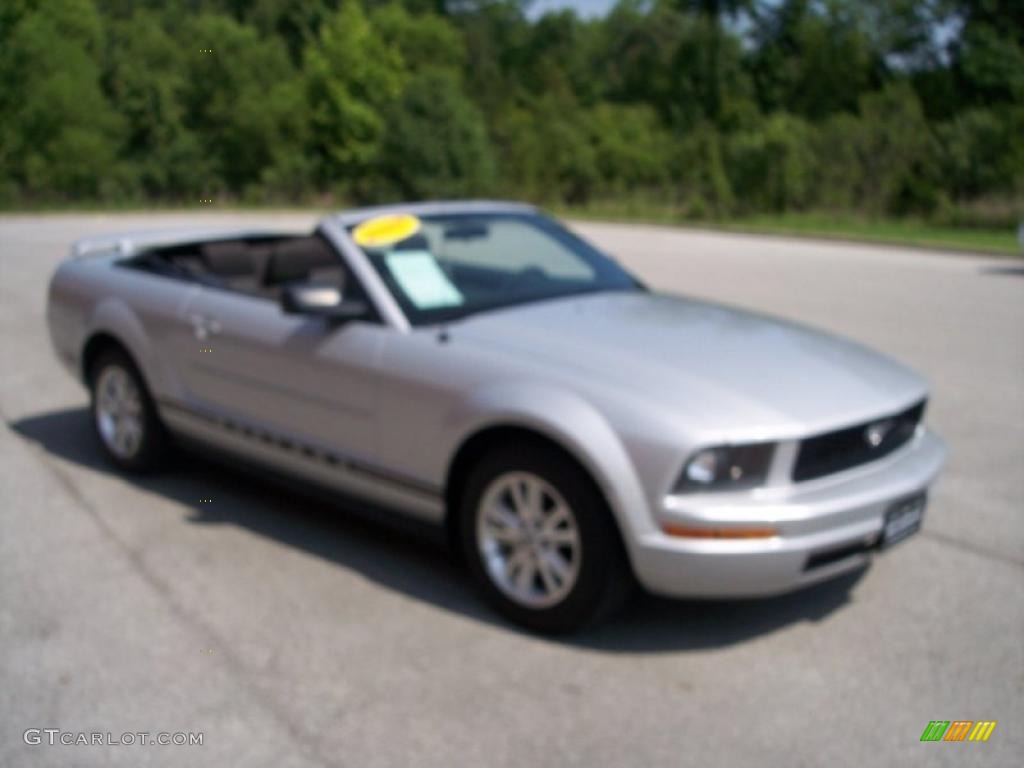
[450,291,929,439]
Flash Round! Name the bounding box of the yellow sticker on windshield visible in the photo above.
[352,213,421,249]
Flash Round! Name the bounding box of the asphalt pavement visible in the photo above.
[1,212,1021,767]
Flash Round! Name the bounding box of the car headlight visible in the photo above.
[674,443,775,493]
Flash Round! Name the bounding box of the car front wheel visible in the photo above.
[460,441,632,633]
[89,348,168,471]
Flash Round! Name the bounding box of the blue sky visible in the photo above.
[527,0,620,19]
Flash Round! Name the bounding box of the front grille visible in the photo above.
[792,400,925,482]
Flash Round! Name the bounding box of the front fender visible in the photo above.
[84,297,157,384]
[446,381,657,546]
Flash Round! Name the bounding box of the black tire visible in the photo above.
[459,439,633,633]
[89,347,169,472]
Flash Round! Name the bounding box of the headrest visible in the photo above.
[265,237,338,284]
[200,241,253,276]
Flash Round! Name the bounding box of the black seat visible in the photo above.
[264,237,344,290]
[200,241,270,294]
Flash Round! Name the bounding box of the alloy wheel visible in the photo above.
[476,471,582,609]
[94,365,145,460]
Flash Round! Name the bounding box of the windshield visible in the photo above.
[346,211,642,325]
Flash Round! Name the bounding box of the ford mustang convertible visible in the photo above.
[46,201,946,632]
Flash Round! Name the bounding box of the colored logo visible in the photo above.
[920,721,996,742]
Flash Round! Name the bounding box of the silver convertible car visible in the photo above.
[47,201,946,632]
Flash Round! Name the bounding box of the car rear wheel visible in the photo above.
[459,441,633,633]
[90,348,168,471]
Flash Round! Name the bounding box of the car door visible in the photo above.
[170,237,387,476]
[177,286,389,472]
[177,288,385,459]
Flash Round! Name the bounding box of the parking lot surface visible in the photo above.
[2,213,1021,767]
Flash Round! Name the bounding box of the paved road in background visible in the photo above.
[2,213,1021,767]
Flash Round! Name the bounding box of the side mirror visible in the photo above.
[280,282,368,322]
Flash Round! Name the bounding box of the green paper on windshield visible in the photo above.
[384,250,464,309]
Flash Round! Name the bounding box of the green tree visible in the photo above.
[0,0,1019,218]
[676,122,733,216]
[599,0,685,121]
[810,113,862,210]
[727,113,814,212]
[304,0,407,197]
[105,12,209,199]
[670,10,757,130]
[672,0,753,121]
[245,0,335,64]
[587,103,672,195]
[371,3,466,75]
[855,82,931,214]
[179,14,306,197]
[935,107,1024,200]
[0,0,123,201]
[495,96,598,204]
[956,20,1024,106]
[749,0,877,120]
[455,1,532,116]
[379,71,496,199]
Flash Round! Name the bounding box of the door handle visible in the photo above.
[189,314,222,340]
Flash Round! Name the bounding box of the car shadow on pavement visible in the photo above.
[978,264,1024,277]
[11,406,866,653]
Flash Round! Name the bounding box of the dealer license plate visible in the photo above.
[882,493,926,548]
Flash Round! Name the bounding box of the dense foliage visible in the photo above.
[0,0,1021,224]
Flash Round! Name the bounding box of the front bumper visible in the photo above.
[630,428,947,598]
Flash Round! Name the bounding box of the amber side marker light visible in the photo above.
[662,523,778,539]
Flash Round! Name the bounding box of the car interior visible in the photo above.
[129,234,360,302]
[358,220,600,313]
